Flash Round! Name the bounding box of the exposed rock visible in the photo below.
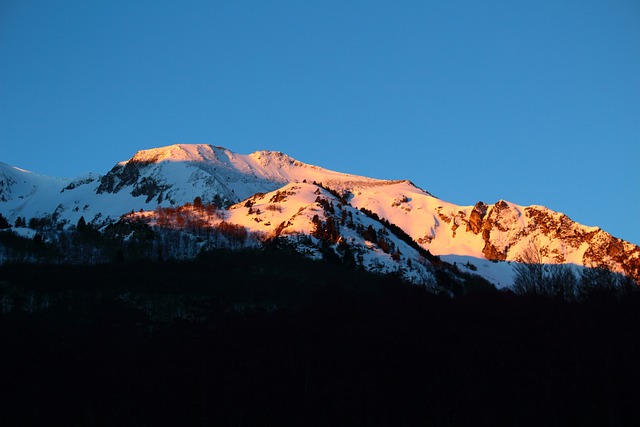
[97,160,154,194]
[479,224,506,260]
[582,231,640,280]
[61,175,97,192]
[487,200,518,232]
[131,176,170,203]
[466,202,488,234]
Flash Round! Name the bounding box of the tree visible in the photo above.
[546,264,578,301]
[0,213,10,229]
[28,216,54,230]
[513,240,558,298]
[33,233,44,246]
[213,194,224,208]
[77,216,87,232]
[512,260,544,297]
[193,196,203,209]
[311,215,324,239]
[337,239,357,268]
[362,225,377,243]
[577,266,621,302]
[512,241,578,301]
[324,217,339,243]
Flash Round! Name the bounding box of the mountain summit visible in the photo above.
[1,144,638,285]
[95,144,388,205]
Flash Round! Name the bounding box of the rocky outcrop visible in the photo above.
[582,230,640,280]
[477,201,517,261]
[451,201,640,282]
[482,236,507,261]
[466,202,488,234]
[0,174,16,202]
[97,160,172,203]
[97,160,154,194]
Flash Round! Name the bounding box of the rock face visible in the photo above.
[97,161,150,194]
[466,202,487,235]
[582,231,640,280]
[97,161,172,204]
[0,174,17,202]
[447,200,640,281]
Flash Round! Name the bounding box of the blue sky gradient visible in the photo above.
[1,0,639,244]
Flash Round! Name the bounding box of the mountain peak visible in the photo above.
[126,144,232,165]
[248,150,304,169]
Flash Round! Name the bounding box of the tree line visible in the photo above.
[1,245,639,426]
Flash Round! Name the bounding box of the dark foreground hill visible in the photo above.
[1,248,639,426]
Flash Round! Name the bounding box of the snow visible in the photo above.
[440,255,516,289]
[1,143,638,286]
[125,181,438,285]
[346,180,488,258]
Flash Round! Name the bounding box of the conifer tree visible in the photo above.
[0,213,10,229]
[77,216,87,232]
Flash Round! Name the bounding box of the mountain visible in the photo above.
[121,180,439,286]
[1,144,638,286]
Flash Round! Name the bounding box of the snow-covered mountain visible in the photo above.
[123,181,439,286]
[1,144,638,285]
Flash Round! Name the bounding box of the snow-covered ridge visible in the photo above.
[123,181,438,286]
[1,143,639,283]
[132,144,392,185]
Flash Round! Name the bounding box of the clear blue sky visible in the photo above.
[1,0,639,245]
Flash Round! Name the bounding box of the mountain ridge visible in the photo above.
[1,143,638,285]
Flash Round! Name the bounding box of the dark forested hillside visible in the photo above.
[1,247,640,426]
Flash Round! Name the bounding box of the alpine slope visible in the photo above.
[1,144,638,286]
